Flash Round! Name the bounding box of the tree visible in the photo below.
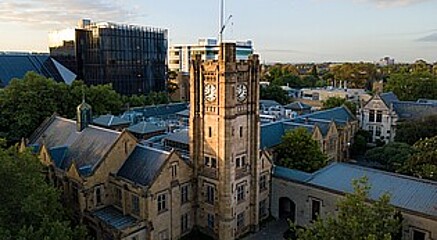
[322,97,357,114]
[403,136,437,180]
[260,85,290,105]
[365,142,416,172]
[275,128,328,173]
[395,115,437,145]
[292,178,402,240]
[385,72,437,101]
[350,130,371,157]
[0,143,87,239]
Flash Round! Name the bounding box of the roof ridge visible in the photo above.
[336,162,437,186]
[137,144,171,155]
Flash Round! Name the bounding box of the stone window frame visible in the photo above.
[157,192,168,213]
[309,196,323,222]
[237,211,245,229]
[235,154,247,168]
[259,174,268,192]
[114,187,122,208]
[181,184,189,205]
[206,184,215,205]
[204,155,217,169]
[131,194,140,216]
[95,185,103,206]
[181,212,189,234]
[236,183,246,203]
[410,226,429,240]
[170,162,178,179]
[207,213,215,230]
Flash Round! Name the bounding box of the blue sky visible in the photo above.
[0,0,436,63]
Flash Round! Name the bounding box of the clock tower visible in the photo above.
[190,43,269,239]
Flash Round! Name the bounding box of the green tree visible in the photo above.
[0,144,87,239]
[385,72,437,101]
[275,128,328,172]
[365,142,416,172]
[403,136,437,180]
[322,97,357,114]
[395,115,437,145]
[260,85,290,105]
[293,178,402,240]
[350,130,371,156]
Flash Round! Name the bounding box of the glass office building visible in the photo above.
[50,19,168,95]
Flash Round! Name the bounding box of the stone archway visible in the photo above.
[279,197,296,223]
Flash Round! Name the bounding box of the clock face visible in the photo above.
[236,84,248,102]
[204,84,217,102]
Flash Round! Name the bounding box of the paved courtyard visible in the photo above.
[243,219,289,240]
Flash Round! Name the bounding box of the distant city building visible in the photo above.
[300,87,371,103]
[0,52,76,87]
[378,56,395,66]
[49,19,168,95]
[168,38,253,74]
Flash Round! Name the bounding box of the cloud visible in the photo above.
[0,0,142,29]
[356,0,429,8]
[417,33,437,42]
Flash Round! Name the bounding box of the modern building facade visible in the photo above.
[49,19,168,95]
[168,38,253,74]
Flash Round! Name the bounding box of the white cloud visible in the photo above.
[0,0,142,29]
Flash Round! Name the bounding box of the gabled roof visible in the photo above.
[92,206,137,230]
[260,99,282,108]
[274,163,437,218]
[298,106,356,124]
[260,121,287,149]
[380,92,399,107]
[29,116,121,176]
[176,109,190,118]
[117,145,170,186]
[127,121,166,135]
[128,103,189,119]
[0,54,76,86]
[49,146,68,168]
[392,101,437,120]
[284,101,312,110]
[164,130,189,145]
[93,115,131,127]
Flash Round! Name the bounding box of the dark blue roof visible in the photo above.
[92,206,137,230]
[260,122,286,149]
[274,163,437,218]
[93,115,131,127]
[380,92,399,107]
[392,101,437,120]
[117,145,170,186]
[298,106,356,124]
[49,146,68,168]
[284,101,312,110]
[260,99,282,108]
[128,103,189,119]
[164,130,189,145]
[176,109,190,118]
[0,54,76,87]
[127,121,166,135]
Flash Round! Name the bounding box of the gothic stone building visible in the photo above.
[28,43,272,240]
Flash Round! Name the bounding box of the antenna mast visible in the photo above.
[219,0,232,44]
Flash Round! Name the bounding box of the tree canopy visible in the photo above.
[404,136,437,180]
[275,128,328,173]
[0,143,87,239]
[293,178,402,240]
[365,142,416,172]
[322,96,357,114]
[385,72,437,101]
[394,115,437,145]
[0,72,169,144]
[260,85,290,105]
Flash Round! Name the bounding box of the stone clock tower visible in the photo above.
[190,43,268,239]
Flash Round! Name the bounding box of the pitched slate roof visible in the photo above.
[49,146,68,168]
[260,99,282,108]
[380,92,399,107]
[0,54,76,87]
[260,122,287,149]
[127,121,166,135]
[284,101,312,110]
[93,115,131,127]
[274,163,437,218]
[176,109,190,118]
[117,145,170,186]
[392,101,437,120]
[164,130,189,145]
[129,103,189,119]
[298,106,356,124]
[29,116,120,176]
[92,206,137,230]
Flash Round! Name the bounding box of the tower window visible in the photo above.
[237,184,245,203]
[181,184,189,204]
[240,126,243,138]
[259,175,267,191]
[181,213,189,234]
[207,213,215,230]
[236,155,246,168]
[204,156,217,168]
[206,185,215,204]
[208,127,212,138]
[237,212,245,229]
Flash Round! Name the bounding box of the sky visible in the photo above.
[0,0,436,63]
